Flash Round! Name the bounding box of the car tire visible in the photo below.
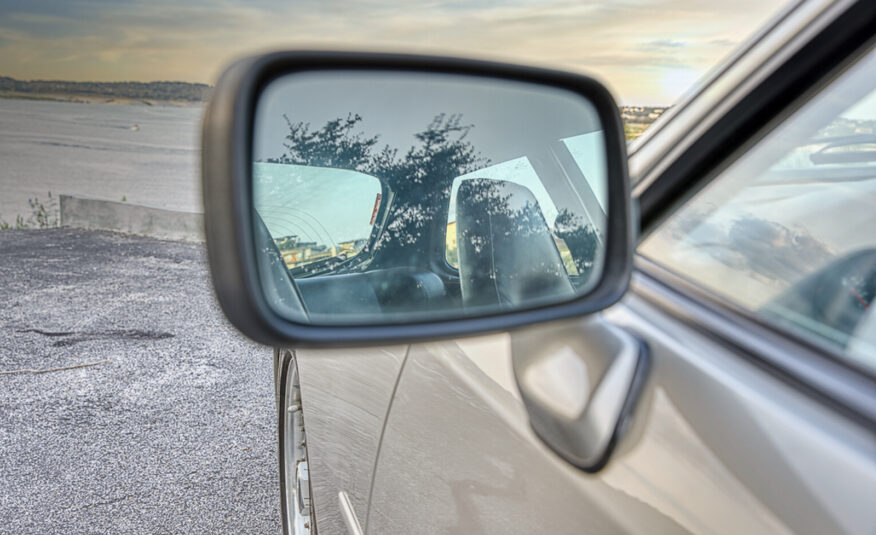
[277,349,316,534]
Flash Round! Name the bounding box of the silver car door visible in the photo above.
[366,327,687,534]
[365,30,876,535]
[366,298,874,534]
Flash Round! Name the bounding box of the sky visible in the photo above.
[0,0,789,106]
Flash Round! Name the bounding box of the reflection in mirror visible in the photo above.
[252,70,609,324]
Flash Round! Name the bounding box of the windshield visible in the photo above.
[253,162,383,273]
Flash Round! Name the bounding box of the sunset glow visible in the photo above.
[0,0,789,106]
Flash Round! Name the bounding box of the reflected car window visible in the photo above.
[641,45,876,373]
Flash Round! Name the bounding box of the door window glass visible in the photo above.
[641,46,876,373]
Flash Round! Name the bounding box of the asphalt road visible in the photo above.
[0,229,281,534]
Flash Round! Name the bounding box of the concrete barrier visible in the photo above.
[59,194,204,242]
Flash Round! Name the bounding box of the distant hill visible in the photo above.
[0,75,665,137]
[0,76,211,103]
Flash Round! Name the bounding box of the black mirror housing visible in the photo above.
[202,51,634,347]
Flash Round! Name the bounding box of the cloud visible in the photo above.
[707,38,738,47]
[641,39,688,49]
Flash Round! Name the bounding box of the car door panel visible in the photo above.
[294,345,408,534]
[366,333,686,534]
[367,287,876,534]
[608,286,876,535]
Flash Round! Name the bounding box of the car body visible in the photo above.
[203,0,876,533]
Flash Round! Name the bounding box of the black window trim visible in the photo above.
[630,0,876,427]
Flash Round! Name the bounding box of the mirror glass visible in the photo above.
[252,70,610,324]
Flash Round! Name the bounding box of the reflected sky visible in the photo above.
[254,70,601,165]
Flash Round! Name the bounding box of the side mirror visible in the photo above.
[202,52,633,346]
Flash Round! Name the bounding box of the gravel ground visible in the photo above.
[0,228,281,534]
